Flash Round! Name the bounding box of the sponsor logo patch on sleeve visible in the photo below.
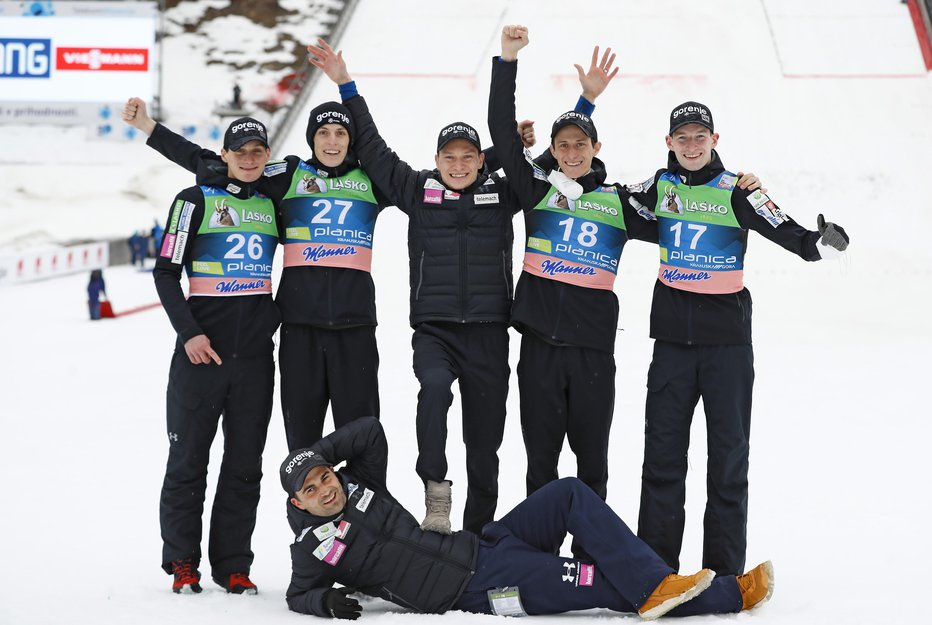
[171,231,189,264]
[178,201,195,233]
[313,522,338,541]
[160,233,177,258]
[355,488,374,513]
[424,188,443,204]
[754,199,789,228]
[264,161,288,177]
[168,199,183,234]
[626,174,655,194]
[746,190,770,210]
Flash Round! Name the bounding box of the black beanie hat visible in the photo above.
[306,101,354,151]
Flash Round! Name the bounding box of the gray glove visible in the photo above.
[817,214,849,251]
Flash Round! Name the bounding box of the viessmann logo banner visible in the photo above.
[55,47,149,72]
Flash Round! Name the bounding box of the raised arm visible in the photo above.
[311,417,389,492]
[121,97,221,175]
[575,45,618,107]
[488,25,556,210]
[307,39,423,213]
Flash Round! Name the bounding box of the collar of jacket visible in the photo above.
[194,160,261,198]
[427,171,492,195]
[666,149,726,187]
[309,151,360,178]
[570,156,609,193]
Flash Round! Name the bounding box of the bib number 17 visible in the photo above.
[670,222,706,249]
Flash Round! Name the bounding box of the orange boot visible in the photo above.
[737,561,774,610]
[638,569,715,620]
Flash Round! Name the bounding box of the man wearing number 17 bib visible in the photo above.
[626,103,850,577]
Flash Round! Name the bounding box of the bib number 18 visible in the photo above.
[558,217,599,248]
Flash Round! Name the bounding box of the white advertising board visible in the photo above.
[0,1,158,125]
[0,241,109,285]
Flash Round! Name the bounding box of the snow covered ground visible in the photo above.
[1,0,930,623]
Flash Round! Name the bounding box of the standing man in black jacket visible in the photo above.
[625,102,850,577]
[305,38,614,535]
[123,97,388,452]
[306,38,517,535]
[488,26,659,531]
[153,117,281,595]
[280,417,774,620]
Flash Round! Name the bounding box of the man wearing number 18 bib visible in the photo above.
[626,102,850,577]
[489,27,658,555]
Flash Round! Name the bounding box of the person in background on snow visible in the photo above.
[150,116,281,595]
[279,417,774,621]
[128,230,146,268]
[123,95,388,455]
[151,220,164,258]
[87,269,106,320]
[625,101,849,578]
[305,37,612,536]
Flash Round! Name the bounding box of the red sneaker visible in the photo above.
[214,572,258,595]
[171,559,202,594]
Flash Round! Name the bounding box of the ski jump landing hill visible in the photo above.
[1,2,930,625]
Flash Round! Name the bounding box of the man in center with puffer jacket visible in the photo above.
[280,418,773,620]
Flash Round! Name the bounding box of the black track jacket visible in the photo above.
[344,94,519,327]
[146,124,389,328]
[488,58,658,353]
[626,151,823,345]
[153,162,280,358]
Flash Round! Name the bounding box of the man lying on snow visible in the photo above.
[279,417,773,620]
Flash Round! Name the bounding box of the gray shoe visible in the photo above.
[420,480,452,534]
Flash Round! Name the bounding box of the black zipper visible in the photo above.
[415,251,425,300]
[502,251,511,298]
[458,203,468,322]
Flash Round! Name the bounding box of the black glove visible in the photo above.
[324,587,361,620]
[817,214,849,251]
